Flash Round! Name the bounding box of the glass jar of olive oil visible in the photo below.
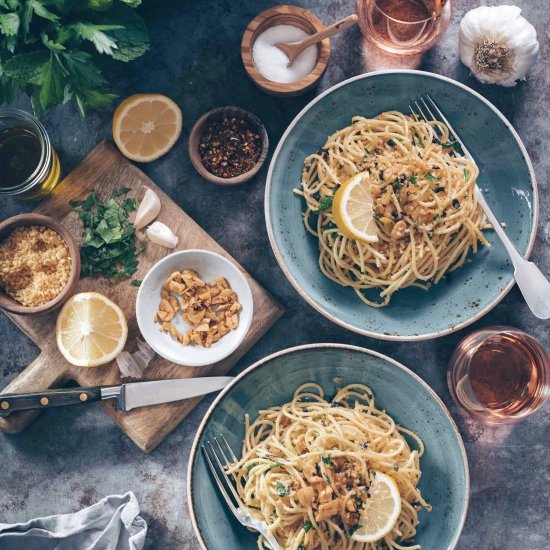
[0,109,61,199]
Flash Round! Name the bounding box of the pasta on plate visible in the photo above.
[295,111,491,307]
[229,383,431,550]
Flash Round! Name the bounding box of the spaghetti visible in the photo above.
[295,111,491,307]
[229,383,431,550]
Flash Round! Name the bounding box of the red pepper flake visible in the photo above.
[199,117,262,178]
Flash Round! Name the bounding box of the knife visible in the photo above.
[0,376,233,415]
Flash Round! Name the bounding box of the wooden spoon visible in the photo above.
[275,14,358,66]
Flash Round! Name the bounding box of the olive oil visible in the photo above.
[0,108,61,199]
[0,127,42,189]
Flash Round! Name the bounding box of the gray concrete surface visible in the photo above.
[1,1,549,548]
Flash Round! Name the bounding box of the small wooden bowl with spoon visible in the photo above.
[242,5,357,96]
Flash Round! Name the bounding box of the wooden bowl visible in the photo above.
[188,106,269,186]
[241,5,330,97]
[0,214,81,315]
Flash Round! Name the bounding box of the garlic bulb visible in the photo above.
[134,186,161,230]
[146,221,178,248]
[459,5,539,87]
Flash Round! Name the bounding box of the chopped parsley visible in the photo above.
[433,213,441,222]
[413,219,420,229]
[387,139,396,147]
[269,462,284,469]
[71,189,142,281]
[321,456,332,466]
[409,175,418,184]
[424,173,438,181]
[413,135,423,147]
[440,140,463,154]
[318,196,333,212]
[452,198,461,209]
[323,222,337,231]
[303,521,313,533]
[434,186,446,193]
[298,545,305,550]
[348,524,362,535]
[247,463,257,475]
[464,168,471,181]
[276,482,289,496]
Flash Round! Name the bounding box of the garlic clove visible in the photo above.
[134,186,161,230]
[146,221,179,248]
[459,5,539,87]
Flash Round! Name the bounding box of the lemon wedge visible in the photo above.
[351,471,401,543]
[112,93,182,162]
[333,172,379,243]
[56,292,128,367]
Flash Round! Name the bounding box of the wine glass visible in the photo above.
[355,0,452,56]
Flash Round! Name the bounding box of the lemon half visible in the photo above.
[112,93,182,163]
[56,292,128,367]
[333,172,379,243]
[351,471,402,543]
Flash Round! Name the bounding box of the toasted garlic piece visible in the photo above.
[146,221,179,248]
[134,186,161,230]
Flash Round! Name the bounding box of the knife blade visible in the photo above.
[0,376,233,415]
[116,376,233,411]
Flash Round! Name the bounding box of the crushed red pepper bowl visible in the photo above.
[188,106,269,186]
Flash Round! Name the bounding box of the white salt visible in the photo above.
[252,25,318,84]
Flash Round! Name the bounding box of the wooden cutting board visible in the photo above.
[0,141,284,452]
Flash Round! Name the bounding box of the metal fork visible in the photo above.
[410,94,550,319]
[202,435,282,550]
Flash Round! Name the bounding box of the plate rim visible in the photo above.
[187,342,470,550]
[264,69,539,341]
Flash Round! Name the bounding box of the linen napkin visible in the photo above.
[0,491,147,550]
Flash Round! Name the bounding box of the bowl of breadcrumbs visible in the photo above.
[0,214,80,315]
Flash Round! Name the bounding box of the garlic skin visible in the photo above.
[134,186,161,230]
[459,5,539,87]
[146,221,179,248]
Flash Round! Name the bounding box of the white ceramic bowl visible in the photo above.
[136,250,253,367]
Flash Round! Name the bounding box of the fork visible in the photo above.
[410,94,550,319]
[202,434,282,550]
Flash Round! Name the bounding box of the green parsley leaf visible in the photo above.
[464,168,471,181]
[348,524,362,535]
[269,462,284,469]
[433,213,441,222]
[413,135,423,148]
[387,139,396,147]
[276,482,289,497]
[318,196,333,212]
[303,521,313,533]
[321,456,332,466]
[409,175,418,184]
[424,173,438,181]
[72,191,142,281]
[323,222,337,231]
[0,12,19,36]
[112,187,132,197]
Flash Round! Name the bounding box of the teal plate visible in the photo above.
[188,344,469,550]
[265,70,538,340]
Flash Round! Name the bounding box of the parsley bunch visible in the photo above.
[71,187,142,280]
[0,0,149,117]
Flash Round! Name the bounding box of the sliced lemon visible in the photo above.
[333,172,379,243]
[56,292,128,367]
[112,93,182,162]
[351,471,401,543]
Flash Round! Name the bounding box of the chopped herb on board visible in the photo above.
[131,279,142,287]
[71,189,142,281]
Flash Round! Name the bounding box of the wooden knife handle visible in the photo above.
[0,387,102,415]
